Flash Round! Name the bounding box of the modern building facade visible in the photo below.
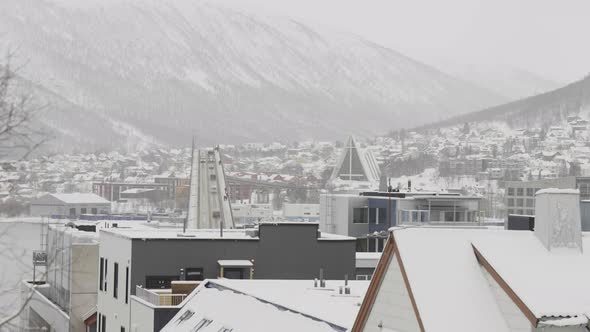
[353,189,590,332]
[96,223,356,332]
[504,176,576,216]
[320,191,482,252]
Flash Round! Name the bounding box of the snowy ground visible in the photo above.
[0,221,42,326]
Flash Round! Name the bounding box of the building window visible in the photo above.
[114,262,119,299]
[185,267,204,281]
[516,198,524,207]
[369,208,377,224]
[444,211,454,222]
[98,313,101,331]
[507,198,515,207]
[507,188,514,196]
[145,275,180,289]
[69,208,76,216]
[526,199,534,207]
[104,259,108,292]
[517,188,524,196]
[369,238,377,252]
[121,327,125,332]
[378,208,387,224]
[101,314,106,332]
[125,266,129,304]
[353,208,368,224]
[378,238,385,252]
[81,208,87,214]
[526,188,534,196]
[92,207,98,214]
[99,258,104,291]
[355,238,368,252]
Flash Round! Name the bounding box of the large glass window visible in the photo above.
[125,267,129,304]
[526,188,534,196]
[401,210,410,223]
[368,208,377,224]
[99,258,104,291]
[378,208,387,224]
[355,238,368,252]
[113,262,119,299]
[378,238,385,252]
[507,188,515,196]
[517,188,524,196]
[353,208,368,224]
[368,238,376,252]
[444,211,454,222]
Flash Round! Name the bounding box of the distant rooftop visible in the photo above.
[101,223,355,241]
[50,193,110,204]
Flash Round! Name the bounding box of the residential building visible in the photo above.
[282,203,320,222]
[504,176,576,216]
[231,203,273,224]
[30,193,111,217]
[353,189,589,332]
[20,225,99,332]
[320,191,482,252]
[96,222,355,332]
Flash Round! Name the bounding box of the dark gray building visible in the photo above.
[97,222,356,332]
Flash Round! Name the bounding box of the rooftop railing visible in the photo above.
[135,286,187,306]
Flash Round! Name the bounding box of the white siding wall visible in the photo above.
[97,232,132,332]
[129,297,155,332]
[364,254,420,332]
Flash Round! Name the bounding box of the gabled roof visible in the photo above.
[36,193,110,205]
[330,136,380,183]
[353,227,590,332]
[161,279,369,332]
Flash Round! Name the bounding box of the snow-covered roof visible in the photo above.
[161,279,369,332]
[50,193,110,204]
[217,260,253,267]
[473,232,590,319]
[355,227,590,331]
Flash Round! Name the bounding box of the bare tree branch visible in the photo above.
[0,51,51,160]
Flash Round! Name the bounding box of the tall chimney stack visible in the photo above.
[534,188,583,253]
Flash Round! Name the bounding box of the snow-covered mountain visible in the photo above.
[419,74,590,130]
[435,62,562,100]
[0,0,506,151]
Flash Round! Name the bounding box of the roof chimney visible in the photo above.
[534,189,583,253]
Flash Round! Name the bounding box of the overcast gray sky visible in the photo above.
[216,0,590,83]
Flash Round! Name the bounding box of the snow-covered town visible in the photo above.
[2,0,590,331]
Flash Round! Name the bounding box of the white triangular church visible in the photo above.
[330,136,380,183]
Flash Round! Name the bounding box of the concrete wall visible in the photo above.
[70,244,98,332]
[130,297,155,332]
